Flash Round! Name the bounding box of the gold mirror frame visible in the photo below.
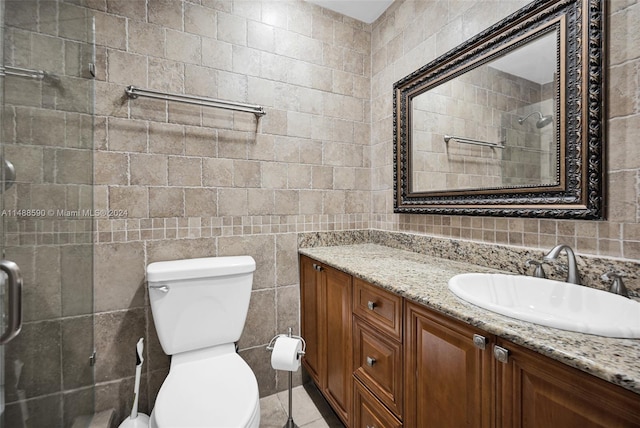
[393,0,605,219]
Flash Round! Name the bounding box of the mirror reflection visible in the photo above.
[410,30,559,193]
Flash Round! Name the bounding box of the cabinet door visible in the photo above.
[405,302,494,428]
[496,339,640,428]
[300,255,323,384]
[323,264,353,426]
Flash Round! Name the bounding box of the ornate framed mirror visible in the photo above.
[393,0,605,219]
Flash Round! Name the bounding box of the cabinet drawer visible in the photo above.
[353,278,403,341]
[353,378,402,428]
[353,317,403,418]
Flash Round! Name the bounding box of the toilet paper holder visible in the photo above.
[266,327,306,428]
[266,328,306,358]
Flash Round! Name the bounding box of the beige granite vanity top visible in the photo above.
[299,243,640,396]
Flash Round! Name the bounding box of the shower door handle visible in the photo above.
[0,260,23,345]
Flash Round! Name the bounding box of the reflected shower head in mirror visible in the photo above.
[518,111,553,128]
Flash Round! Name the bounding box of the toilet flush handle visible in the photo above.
[149,284,170,293]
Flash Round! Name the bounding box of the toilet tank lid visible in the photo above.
[147,256,256,282]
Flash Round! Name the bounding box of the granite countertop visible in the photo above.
[299,243,640,396]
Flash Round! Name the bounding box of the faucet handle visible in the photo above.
[525,259,547,279]
[601,272,630,298]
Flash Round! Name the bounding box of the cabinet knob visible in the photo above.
[494,345,510,363]
[473,334,487,350]
[366,356,377,367]
[312,263,323,272]
[367,300,376,310]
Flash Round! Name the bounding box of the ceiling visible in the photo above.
[305,0,394,24]
[489,31,557,85]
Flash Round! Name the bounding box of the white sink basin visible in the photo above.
[448,273,640,338]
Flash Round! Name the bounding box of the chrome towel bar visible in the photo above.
[444,135,504,149]
[125,85,266,117]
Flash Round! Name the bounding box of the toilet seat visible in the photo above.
[151,351,260,428]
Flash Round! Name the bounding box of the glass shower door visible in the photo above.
[0,1,96,426]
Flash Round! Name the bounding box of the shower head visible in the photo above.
[518,111,554,128]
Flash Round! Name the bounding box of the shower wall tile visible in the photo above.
[63,386,95,428]
[62,315,95,390]
[61,244,94,316]
[5,320,61,402]
[5,394,63,428]
[94,242,146,312]
[95,375,151,423]
[94,308,146,382]
[33,245,62,319]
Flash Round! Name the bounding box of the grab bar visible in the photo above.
[125,85,266,117]
[0,260,23,345]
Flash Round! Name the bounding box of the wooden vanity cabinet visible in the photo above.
[495,338,640,428]
[301,255,640,428]
[300,255,353,426]
[405,301,494,428]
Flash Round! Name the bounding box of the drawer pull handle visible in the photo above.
[367,301,376,310]
[366,356,376,367]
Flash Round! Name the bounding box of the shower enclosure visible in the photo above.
[0,0,95,426]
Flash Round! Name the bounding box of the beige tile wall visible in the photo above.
[371,0,640,261]
[87,0,371,419]
[10,0,639,423]
[2,1,96,426]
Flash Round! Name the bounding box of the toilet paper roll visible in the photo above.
[270,336,302,371]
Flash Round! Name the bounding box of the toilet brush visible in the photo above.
[118,338,150,428]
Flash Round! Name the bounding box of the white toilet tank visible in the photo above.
[147,256,256,355]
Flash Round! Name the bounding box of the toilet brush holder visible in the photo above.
[118,338,150,428]
[267,328,306,428]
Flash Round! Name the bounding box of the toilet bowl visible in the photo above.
[146,256,260,428]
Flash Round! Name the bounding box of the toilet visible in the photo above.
[146,256,260,428]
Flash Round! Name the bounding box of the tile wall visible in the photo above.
[2,1,96,425]
[7,0,639,424]
[86,0,371,420]
[370,0,640,261]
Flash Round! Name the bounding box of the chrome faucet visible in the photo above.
[543,244,581,285]
[602,272,630,298]
[525,259,547,278]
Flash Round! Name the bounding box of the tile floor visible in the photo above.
[259,384,345,428]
